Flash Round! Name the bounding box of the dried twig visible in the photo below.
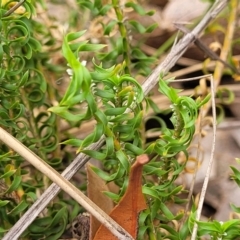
[2,0,228,239]
[3,0,26,17]
[141,0,228,95]
[191,75,217,240]
[174,23,240,74]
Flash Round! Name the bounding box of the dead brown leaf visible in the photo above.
[86,163,114,239]
[93,154,149,240]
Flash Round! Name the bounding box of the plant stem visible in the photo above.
[19,88,46,160]
[146,214,156,240]
[113,0,131,74]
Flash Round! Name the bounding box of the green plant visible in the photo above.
[77,0,157,75]
[196,219,240,239]
[49,26,211,238]
[0,1,75,238]
[1,0,239,239]
[0,0,160,238]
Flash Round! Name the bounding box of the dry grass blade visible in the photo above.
[3,0,26,17]
[3,1,228,239]
[191,75,217,240]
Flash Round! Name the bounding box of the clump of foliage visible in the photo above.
[49,1,209,238]
[0,0,240,239]
[0,1,71,238]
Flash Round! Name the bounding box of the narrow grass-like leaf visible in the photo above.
[8,200,28,216]
[5,175,22,193]
[0,200,10,207]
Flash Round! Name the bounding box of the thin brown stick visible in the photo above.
[3,0,26,17]
[3,1,228,239]
[174,23,240,74]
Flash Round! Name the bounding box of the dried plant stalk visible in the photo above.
[191,75,217,240]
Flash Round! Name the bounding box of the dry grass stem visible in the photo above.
[3,0,26,17]
[191,75,217,240]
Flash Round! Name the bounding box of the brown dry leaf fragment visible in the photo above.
[93,154,149,240]
[71,213,90,240]
[86,163,114,239]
